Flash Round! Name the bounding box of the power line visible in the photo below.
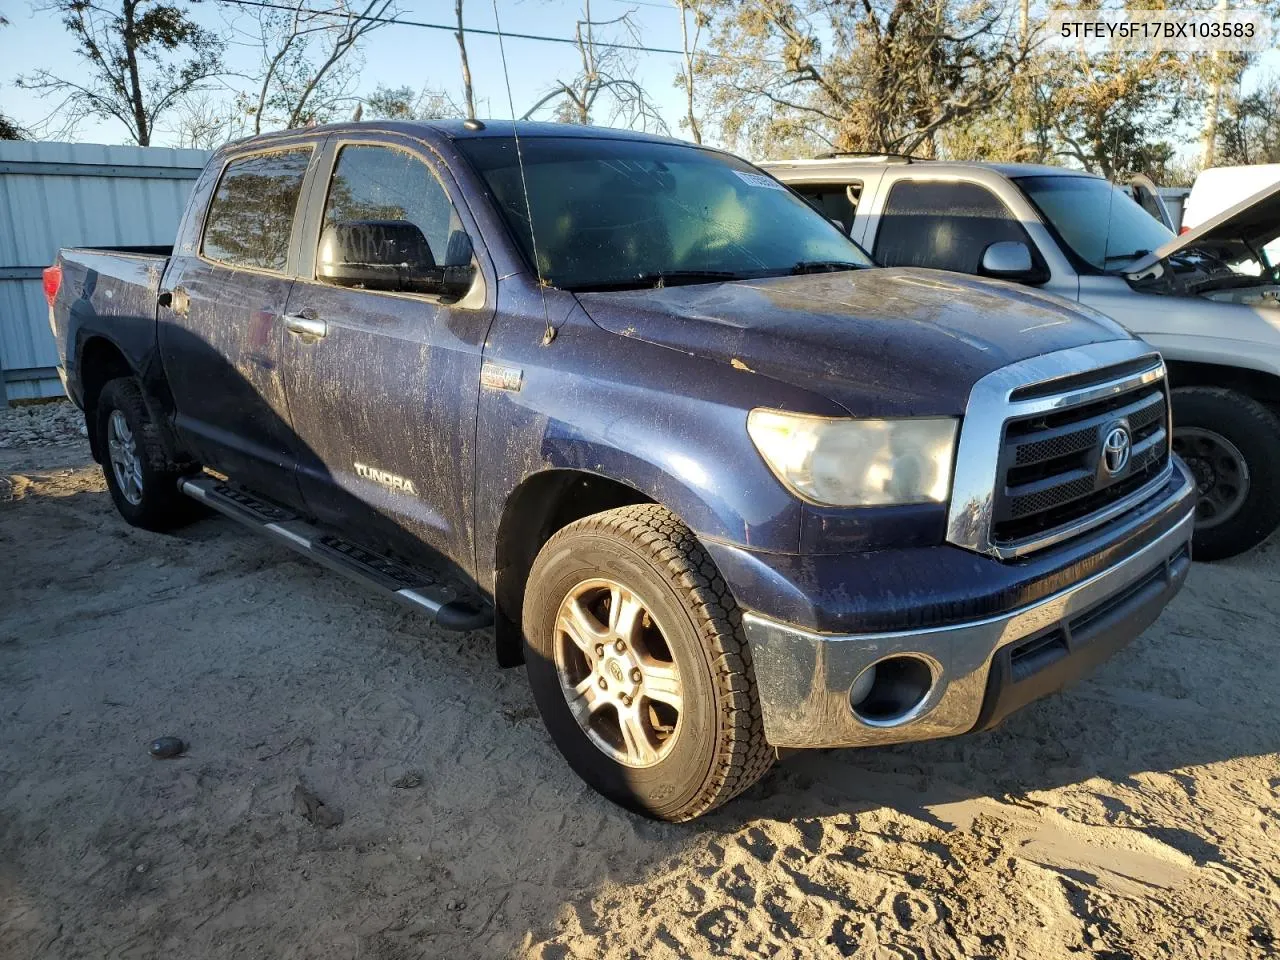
[593,0,681,10]
[212,0,768,61]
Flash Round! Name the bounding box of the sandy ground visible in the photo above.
[2,404,1279,959]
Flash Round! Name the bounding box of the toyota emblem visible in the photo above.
[1101,425,1131,475]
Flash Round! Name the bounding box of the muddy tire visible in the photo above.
[523,504,774,821]
[97,377,199,532]
[1171,386,1280,561]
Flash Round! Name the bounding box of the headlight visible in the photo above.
[747,409,958,506]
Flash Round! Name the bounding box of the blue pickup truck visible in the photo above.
[45,121,1195,820]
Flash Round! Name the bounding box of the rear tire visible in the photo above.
[523,504,773,821]
[97,377,200,532]
[1171,386,1280,561]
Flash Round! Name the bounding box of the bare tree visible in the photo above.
[673,0,708,143]
[18,0,223,145]
[521,1,669,133]
[0,12,23,139]
[363,83,469,120]
[235,0,399,134]
[168,90,251,148]
[454,0,475,120]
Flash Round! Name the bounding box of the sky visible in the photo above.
[1,0,701,147]
[1,0,1277,160]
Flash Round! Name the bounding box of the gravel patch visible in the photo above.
[0,399,88,449]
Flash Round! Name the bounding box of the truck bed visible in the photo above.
[48,246,172,407]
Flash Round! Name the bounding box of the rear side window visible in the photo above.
[322,144,471,268]
[202,148,313,272]
[874,180,1033,274]
[1130,184,1166,225]
[795,182,862,236]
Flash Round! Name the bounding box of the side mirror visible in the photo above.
[979,240,1049,284]
[317,220,473,298]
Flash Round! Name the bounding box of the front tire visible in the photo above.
[1171,386,1280,561]
[96,377,199,532]
[523,504,773,821]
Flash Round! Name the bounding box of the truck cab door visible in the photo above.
[1129,175,1176,232]
[279,135,494,574]
[865,173,1081,303]
[159,144,322,506]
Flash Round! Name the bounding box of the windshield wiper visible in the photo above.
[569,270,746,292]
[790,260,864,275]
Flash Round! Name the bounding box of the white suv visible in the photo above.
[765,155,1280,560]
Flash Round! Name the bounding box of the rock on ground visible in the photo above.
[0,399,88,450]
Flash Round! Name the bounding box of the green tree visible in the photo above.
[945,1,1192,179]
[700,0,1029,157]
[19,0,223,145]
[1042,45,1182,179]
[1218,75,1280,166]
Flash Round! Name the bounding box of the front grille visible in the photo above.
[991,373,1170,546]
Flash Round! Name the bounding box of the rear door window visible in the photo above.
[794,182,862,236]
[874,179,1034,274]
[202,148,313,272]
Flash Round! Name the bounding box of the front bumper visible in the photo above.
[738,469,1195,749]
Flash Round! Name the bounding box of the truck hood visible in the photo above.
[1127,180,1280,276]
[575,268,1129,416]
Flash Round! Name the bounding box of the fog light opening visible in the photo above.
[849,655,935,725]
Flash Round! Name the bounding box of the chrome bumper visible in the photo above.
[742,484,1195,749]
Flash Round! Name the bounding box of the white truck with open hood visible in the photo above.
[765,157,1280,559]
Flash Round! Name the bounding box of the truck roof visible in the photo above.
[760,157,1103,180]
[223,119,688,152]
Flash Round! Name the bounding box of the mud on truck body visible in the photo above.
[46,121,1195,821]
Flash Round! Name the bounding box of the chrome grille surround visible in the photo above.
[947,340,1174,559]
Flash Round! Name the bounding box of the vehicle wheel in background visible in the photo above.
[96,377,200,532]
[523,504,774,821]
[1171,386,1280,560]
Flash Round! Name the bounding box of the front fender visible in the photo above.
[535,402,795,549]
[472,292,847,584]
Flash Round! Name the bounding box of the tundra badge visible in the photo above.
[355,462,419,496]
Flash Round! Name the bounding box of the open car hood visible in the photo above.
[1127,180,1280,276]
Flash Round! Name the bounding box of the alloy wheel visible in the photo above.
[107,409,144,506]
[553,578,683,768]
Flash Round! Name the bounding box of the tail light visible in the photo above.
[1179,226,1190,235]
[42,265,62,306]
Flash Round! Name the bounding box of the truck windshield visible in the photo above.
[1016,175,1174,272]
[456,136,871,290]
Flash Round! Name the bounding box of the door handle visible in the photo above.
[283,313,327,341]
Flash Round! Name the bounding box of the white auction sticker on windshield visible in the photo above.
[734,170,788,191]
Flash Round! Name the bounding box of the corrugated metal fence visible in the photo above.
[0,141,210,404]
